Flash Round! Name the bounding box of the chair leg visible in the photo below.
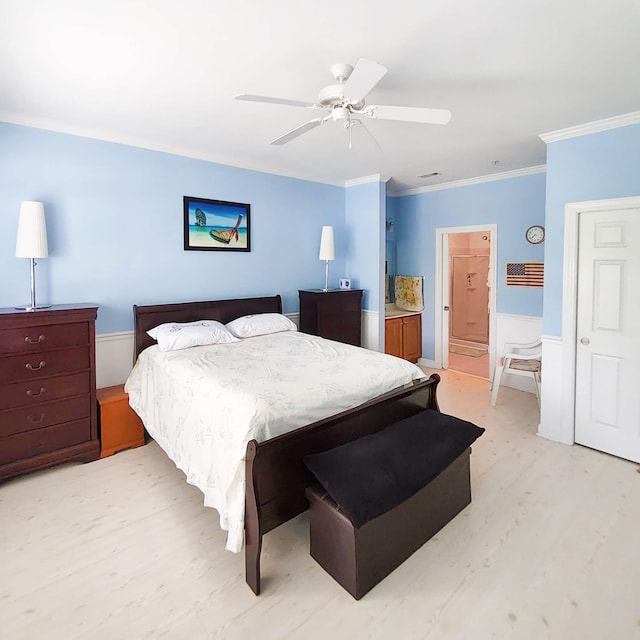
[490,365,504,406]
[532,373,541,408]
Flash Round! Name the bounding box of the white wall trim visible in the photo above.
[96,330,133,343]
[391,165,546,197]
[418,357,438,369]
[495,313,543,393]
[344,174,388,187]
[554,195,640,445]
[287,312,300,327]
[495,312,542,322]
[539,111,640,143]
[361,309,379,351]
[95,331,135,389]
[538,335,566,442]
[435,224,497,377]
[95,310,302,389]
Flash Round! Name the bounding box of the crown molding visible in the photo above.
[344,174,389,187]
[0,113,346,189]
[539,111,640,143]
[393,165,546,197]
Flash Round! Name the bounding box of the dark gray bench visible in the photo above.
[304,409,485,599]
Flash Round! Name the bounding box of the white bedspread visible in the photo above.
[124,331,425,552]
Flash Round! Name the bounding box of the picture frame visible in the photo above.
[183,195,251,252]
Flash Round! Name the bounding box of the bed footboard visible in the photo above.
[244,373,440,595]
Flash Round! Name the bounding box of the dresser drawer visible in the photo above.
[0,346,90,384]
[0,304,98,479]
[0,322,90,356]
[0,395,92,438]
[0,419,92,465]
[0,372,91,410]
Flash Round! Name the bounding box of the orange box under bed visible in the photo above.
[97,384,145,458]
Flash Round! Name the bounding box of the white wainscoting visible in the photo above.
[421,313,543,393]
[95,331,135,388]
[538,334,572,444]
[494,313,543,393]
[361,309,380,351]
[95,312,302,389]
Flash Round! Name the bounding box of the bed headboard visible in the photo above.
[133,294,283,360]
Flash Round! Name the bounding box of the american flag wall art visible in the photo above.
[505,262,544,287]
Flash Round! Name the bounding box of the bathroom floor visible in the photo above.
[447,350,490,379]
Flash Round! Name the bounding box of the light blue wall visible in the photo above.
[344,181,385,312]
[0,123,345,333]
[393,172,546,359]
[543,123,640,335]
[385,195,397,278]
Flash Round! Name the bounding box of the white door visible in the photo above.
[574,208,640,462]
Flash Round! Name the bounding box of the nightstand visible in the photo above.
[97,384,145,458]
[299,289,363,346]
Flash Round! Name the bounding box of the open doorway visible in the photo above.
[435,225,497,380]
[448,233,490,377]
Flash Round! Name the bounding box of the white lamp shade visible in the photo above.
[318,225,335,261]
[16,201,48,258]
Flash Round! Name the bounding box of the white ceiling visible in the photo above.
[2,0,639,194]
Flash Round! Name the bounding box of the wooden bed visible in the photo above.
[132,294,441,595]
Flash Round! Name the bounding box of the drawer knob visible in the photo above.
[27,413,46,424]
[26,387,46,397]
[26,361,46,371]
[25,334,46,344]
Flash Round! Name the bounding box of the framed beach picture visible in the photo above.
[183,196,251,252]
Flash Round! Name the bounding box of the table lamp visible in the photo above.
[319,226,335,292]
[15,201,51,311]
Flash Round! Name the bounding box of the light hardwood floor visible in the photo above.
[1,369,639,640]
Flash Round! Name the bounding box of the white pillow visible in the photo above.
[147,320,239,352]
[226,313,297,338]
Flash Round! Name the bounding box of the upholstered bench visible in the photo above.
[304,409,485,599]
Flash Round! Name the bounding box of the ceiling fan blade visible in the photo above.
[364,104,452,125]
[235,93,318,109]
[269,117,327,145]
[341,59,388,103]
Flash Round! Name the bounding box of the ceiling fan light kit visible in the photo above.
[331,106,350,122]
[236,58,452,147]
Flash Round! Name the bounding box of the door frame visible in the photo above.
[435,224,497,373]
[561,195,640,444]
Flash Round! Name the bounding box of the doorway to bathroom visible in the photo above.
[435,225,497,380]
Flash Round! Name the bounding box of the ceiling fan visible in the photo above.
[235,58,451,147]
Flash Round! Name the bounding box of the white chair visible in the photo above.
[491,338,542,407]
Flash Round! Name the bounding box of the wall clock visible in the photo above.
[525,225,545,244]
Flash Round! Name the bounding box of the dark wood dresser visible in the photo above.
[299,289,363,346]
[0,304,99,480]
